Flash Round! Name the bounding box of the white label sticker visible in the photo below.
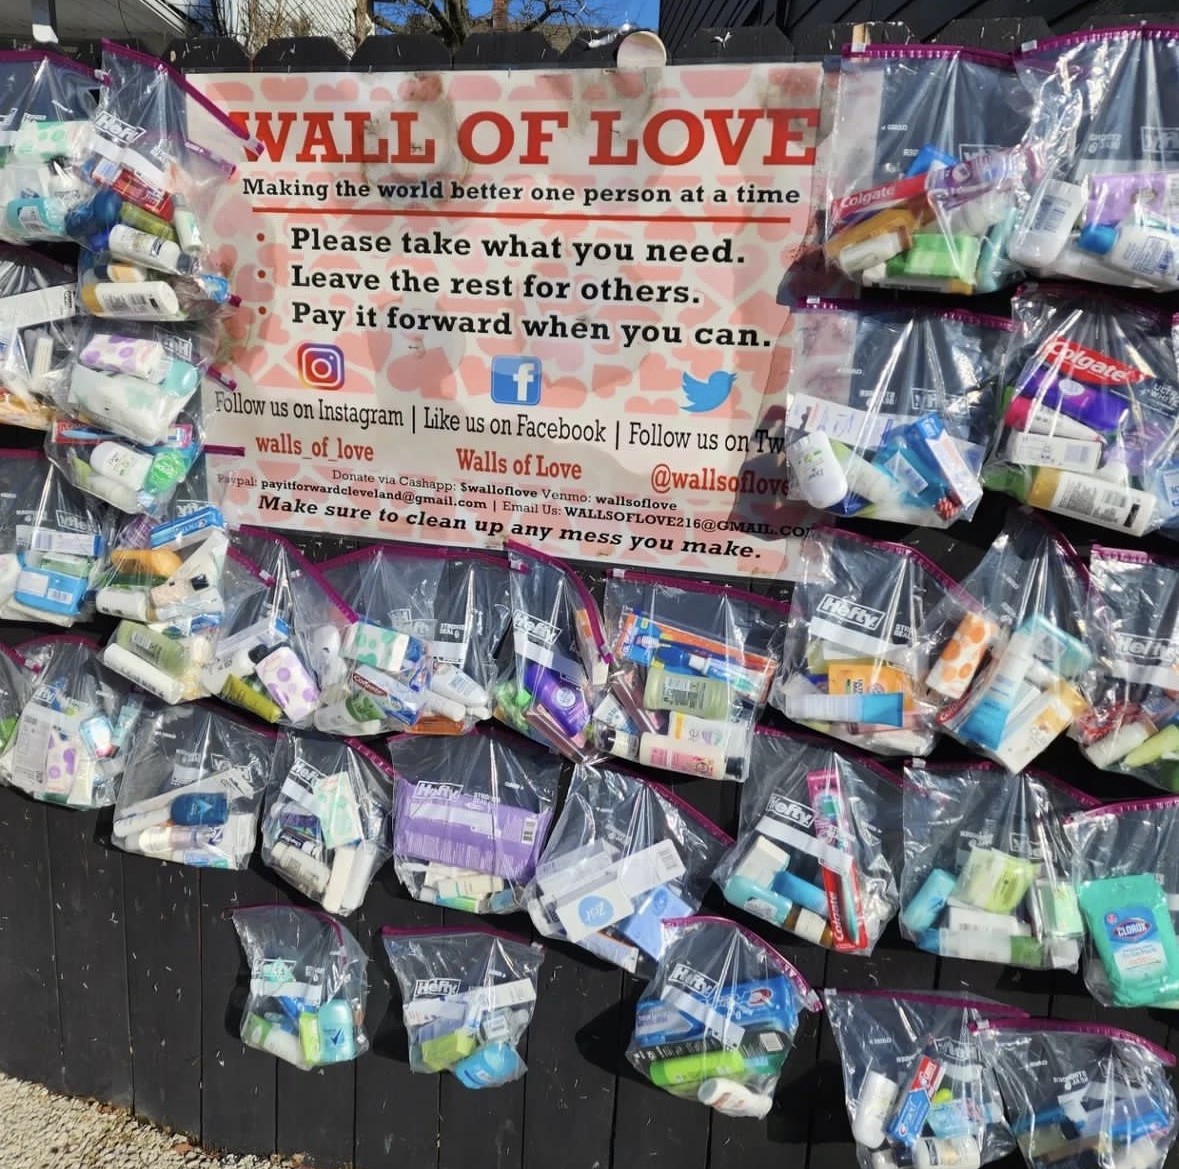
[1,285,76,329]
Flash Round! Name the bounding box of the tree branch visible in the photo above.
[519,0,579,32]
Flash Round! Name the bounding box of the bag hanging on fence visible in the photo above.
[200,529,351,727]
[0,450,108,628]
[66,43,255,321]
[984,285,1179,537]
[824,988,1025,1169]
[976,1018,1178,1169]
[382,924,544,1088]
[901,762,1098,971]
[626,915,820,1118]
[0,246,84,430]
[388,727,560,915]
[1065,796,1179,1009]
[824,45,1030,294]
[523,762,730,974]
[232,905,369,1071]
[60,317,229,449]
[594,569,787,783]
[5,634,137,809]
[1010,27,1179,288]
[781,300,1008,527]
[713,730,902,955]
[315,544,510,737]
[95,497,228,627]
[0,641,29,783]
[261,732,395,915]
[113,701,273,868]
[45,408,204,517]
[918,511,1094,772]
[494,540,611,762]
[101,529,257,706]
[1074,545,1179,788]
[0,50,97,246]
[771,526,953,756]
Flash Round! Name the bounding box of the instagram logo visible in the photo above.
[297,343,345,390]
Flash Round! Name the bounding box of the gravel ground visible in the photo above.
[0,1075,299,1169]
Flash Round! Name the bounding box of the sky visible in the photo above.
[441,0,660,30]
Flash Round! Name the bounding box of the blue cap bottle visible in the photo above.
[452,1042,523,1089]
[316,999,357,1064]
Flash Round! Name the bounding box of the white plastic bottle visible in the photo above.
[1008,179,1086,268]
[697,1078,773,1119]
[913,1137,982,1169]
[108,224,189,275]
[429,663,490,710]
[853,1070,899,1148]
[91,440,153,490]
[787,432,848,508]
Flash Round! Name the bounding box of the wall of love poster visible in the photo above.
[195,63,824,578]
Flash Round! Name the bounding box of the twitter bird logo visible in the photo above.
[681,370,736,413]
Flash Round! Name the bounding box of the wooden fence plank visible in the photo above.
[122,853,202,1135]
[48,808,132,1106]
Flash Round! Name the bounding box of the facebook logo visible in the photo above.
[490,356,542,406]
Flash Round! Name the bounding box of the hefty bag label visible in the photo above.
[1108,630,1179,687]
[811,592,911,658]
[658,968,796,1046]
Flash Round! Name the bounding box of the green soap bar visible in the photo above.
[886,233,981,281]
[420,1028,477,1071]
[298,1010,322,1065]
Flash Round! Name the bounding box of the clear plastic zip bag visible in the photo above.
[388,726,560,915]
[61,317,229,449]
[0,640,29,784]
[595,568,787,782]
[261,732,395,915]
[0,246,83,429]
[1074,545,1179,787]
[113,700,274,868]
[95,497,228,628]
[7,633,139,809]
[315,543,510,737]
[825,45,1030,294]
[101,532,258,707]
[984,284,1179,537]
[824,988,1026,1169]
[199,529,350,728]
[918,511,1095,772]
[523,761,731,974]
[1010,27,1179,288]
[1065,796,1179,1009]
[382,924,543,1088]
[0,50,97,246]
[713,729,902,955]
[771,526,954,756]
[976,1018,1178,1169]
[0,450,109,628]
[782,300,1008,527]
[901,761,1099,971]
[232,905,369,1070]
[626,915,820,1118]
[67,41,256,321]
[45,408,204,517]
[494,539,611,762]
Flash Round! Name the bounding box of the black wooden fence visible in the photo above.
[1,26,1179,1169]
